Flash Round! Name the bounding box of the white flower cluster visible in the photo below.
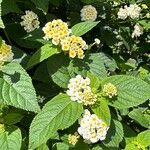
[78,109,109,143]
[67,75,97,106]
[80,5,97,21]
[20,10,40,32]
[117,4,141,20]
[131,24,143,38]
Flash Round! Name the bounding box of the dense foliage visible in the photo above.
[0,0,150,149]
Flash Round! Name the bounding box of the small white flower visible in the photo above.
[117,4,141,20]
[117,7,128,20]
[20,10,40,32]
[80,5,97,21]
[94,38,101,45]
[146,13,150,18]
[131,24,143,38]
[126,4,141,19]
[67,75,97,105]
[78,110,109,144]
[141,4,148,9]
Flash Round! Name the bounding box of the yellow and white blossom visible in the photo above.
[78,109,109,143]
[0,40,14,66]
[68,132,80,145]
[20,10,40,32]
[42,19,71,45]
[80,5,97,21]
[61,35,88,59]
[131,24,143,38]
[67,75,97,105]
[102,83,117,98]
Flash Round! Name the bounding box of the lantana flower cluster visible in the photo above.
[20,10,40,32]
[117,4,141,20]
[80,5,97,21]
[67,75,97,105]
[102,83,117,98]
[0,40,14,66]
[42,20,88,59]
[61,36,88,59]
[78,109,109,143]
[68,132,80,145]
[42,19,71,45]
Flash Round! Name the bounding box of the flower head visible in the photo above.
[80,5,97,21]
[68,132,80,145]
[67,75,97,105]
[126,4,141,19]
[61,35,88,59]
[78,109,109,143]
[0,40,13,65]
[94,38,101,45]
[117,7,128,20]
[117,4,141,20]
[42,19,71,45]
[20,10,40,32]
[131,24,143,38]
[102,83,117,98]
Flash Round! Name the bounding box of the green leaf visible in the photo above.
[47,53,71,88]
[1,0,21,16]
[3,113,23,125]
[31,0,49,14]
[74,139,89,150]
[52,143,69,150]
[85,53,107,79]
[136,130,150,147]
[87,72,101,91]
[103,119,124,148]
[98,53,118,72]
[102,75,150,109]
[0,125,22,150]
[72,21,99,36]
[27,44,58,69]
[37,143,49,150]
[0,62,40,112]
[128,109,150,128]
[0,0,4,28]
[29,94,83,149]
[92,98,111,126]
[138,20,150,30]
[125,143,139,150]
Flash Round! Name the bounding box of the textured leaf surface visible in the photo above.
[137,130,150,147]
[103,119,123,148]
[92,98,111,126]
[128,109,150,128]
[27,44,58,69]
[31,0,49,14]
[102,75,150,108]
[85,53,107,79]
[0,126,22,150]
[72,21,99,36]
[53,143,69,150]
[29,94,83,149]
[47,53,70,88]
[0,62,40,112]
